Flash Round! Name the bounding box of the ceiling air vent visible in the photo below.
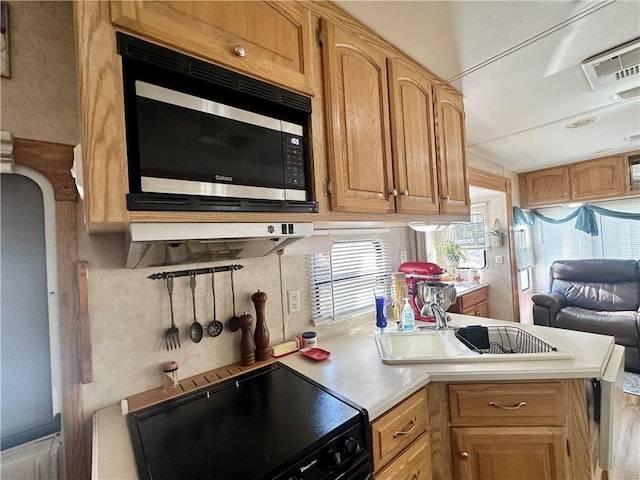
[581,37,640,90]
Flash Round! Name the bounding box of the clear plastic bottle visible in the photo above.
[401,298,415,331]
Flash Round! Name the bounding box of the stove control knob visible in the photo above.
[342,437,360,456]
[327,449,342,470]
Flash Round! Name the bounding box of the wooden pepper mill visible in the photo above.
[239,312,255,366]
[252,290,270,361]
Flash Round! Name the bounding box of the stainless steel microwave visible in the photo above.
[117,33,317,214]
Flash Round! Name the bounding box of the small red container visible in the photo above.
[301,348,331,361]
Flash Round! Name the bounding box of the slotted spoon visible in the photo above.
[164,274,180,350]
[207,270,223,337]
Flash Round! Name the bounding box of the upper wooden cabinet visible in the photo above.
[109,1,314,95]
[387,58,440,215]
[571,155,627,200]
[519,153,632,208]
[320,19,395,214]
[520,166,571,207]
[433,85,470,216]
[74,1,470,231]
[321,21,469,216]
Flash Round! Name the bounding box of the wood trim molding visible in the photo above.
[12,137,89,480]
[13,137,78,201]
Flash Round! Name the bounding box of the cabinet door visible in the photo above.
[570,155,627,200]
[521,167,570,207]
[452,426,569,480]
[320,18,395,214]
[375,433,432,480]
[387,58,440,214]
[110,1,313,94]
[434,86,470,216]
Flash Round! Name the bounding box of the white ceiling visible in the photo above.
[333,0,640,173]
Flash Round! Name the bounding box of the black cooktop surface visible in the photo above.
[127,363,364,480]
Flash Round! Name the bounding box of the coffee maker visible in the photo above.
[398,262,457,322]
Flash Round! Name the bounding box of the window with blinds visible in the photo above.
[453,213,487,248]
[532,197,640,292]
[310,239,391,324]
[514,227,534,271]
[453,213,488,270]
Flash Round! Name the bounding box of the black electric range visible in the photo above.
[127,362,372,480]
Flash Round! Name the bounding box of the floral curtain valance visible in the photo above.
[513,204,640,236]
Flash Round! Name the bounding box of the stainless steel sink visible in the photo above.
[374,326,573,364]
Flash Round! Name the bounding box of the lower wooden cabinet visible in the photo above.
[451,426,568,480]
[427,380,592,480]
[371,389,431,478]
[448,286,489,317]
[376,433,432,480]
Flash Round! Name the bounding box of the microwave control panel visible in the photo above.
[283,134,306,190]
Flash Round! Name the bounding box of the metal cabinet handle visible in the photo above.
[234,45,246,57]
[393,416,416,437]
[401,189,409,196]
[442,195,450,201]
[412,469,421,479]
[389,189,398,197]
[488,401,527,410]
[460,451,469,459]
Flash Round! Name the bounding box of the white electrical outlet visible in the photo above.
[400,250,407,264]
[495,255,504,264]
[288,289,301,313]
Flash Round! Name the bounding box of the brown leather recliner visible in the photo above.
[532,259,640,373]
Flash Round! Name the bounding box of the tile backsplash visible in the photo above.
[78,213,411,416]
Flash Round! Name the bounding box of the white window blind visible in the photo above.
[532,198,640,292]
[453,213,487,248]
[453,213,488,270]
[514,228,534,271]
[311,239,391,324]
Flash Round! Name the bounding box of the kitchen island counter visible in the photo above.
[280,314,617,418]
[92,314,622,479]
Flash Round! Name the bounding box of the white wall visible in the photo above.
[0,1,79,145]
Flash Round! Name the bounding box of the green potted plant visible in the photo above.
[489,220,504,248]
[436,240,467,266]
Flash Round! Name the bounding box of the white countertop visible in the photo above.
[448,281,488,296]
[280,314,614,419]
[93,314,616,479]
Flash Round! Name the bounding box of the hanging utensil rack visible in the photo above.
[147,264,243,280]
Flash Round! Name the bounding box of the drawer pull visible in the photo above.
[393,416,417,437]
[412,469,421,479]
[234,45,246,57]
[460,451,469,459]
[488,401,527,410]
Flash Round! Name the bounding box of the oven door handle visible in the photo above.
[393,416,417,438]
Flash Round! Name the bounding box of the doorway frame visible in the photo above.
[467,167,520,322]
[8,135,89,479]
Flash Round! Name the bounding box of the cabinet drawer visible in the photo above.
[371,389,428,472]
[458,287,488,310]
[375,433,432,480]
[461,300,488,317]
[449,382,564,426]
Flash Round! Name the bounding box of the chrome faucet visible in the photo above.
[420,292,448,329]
